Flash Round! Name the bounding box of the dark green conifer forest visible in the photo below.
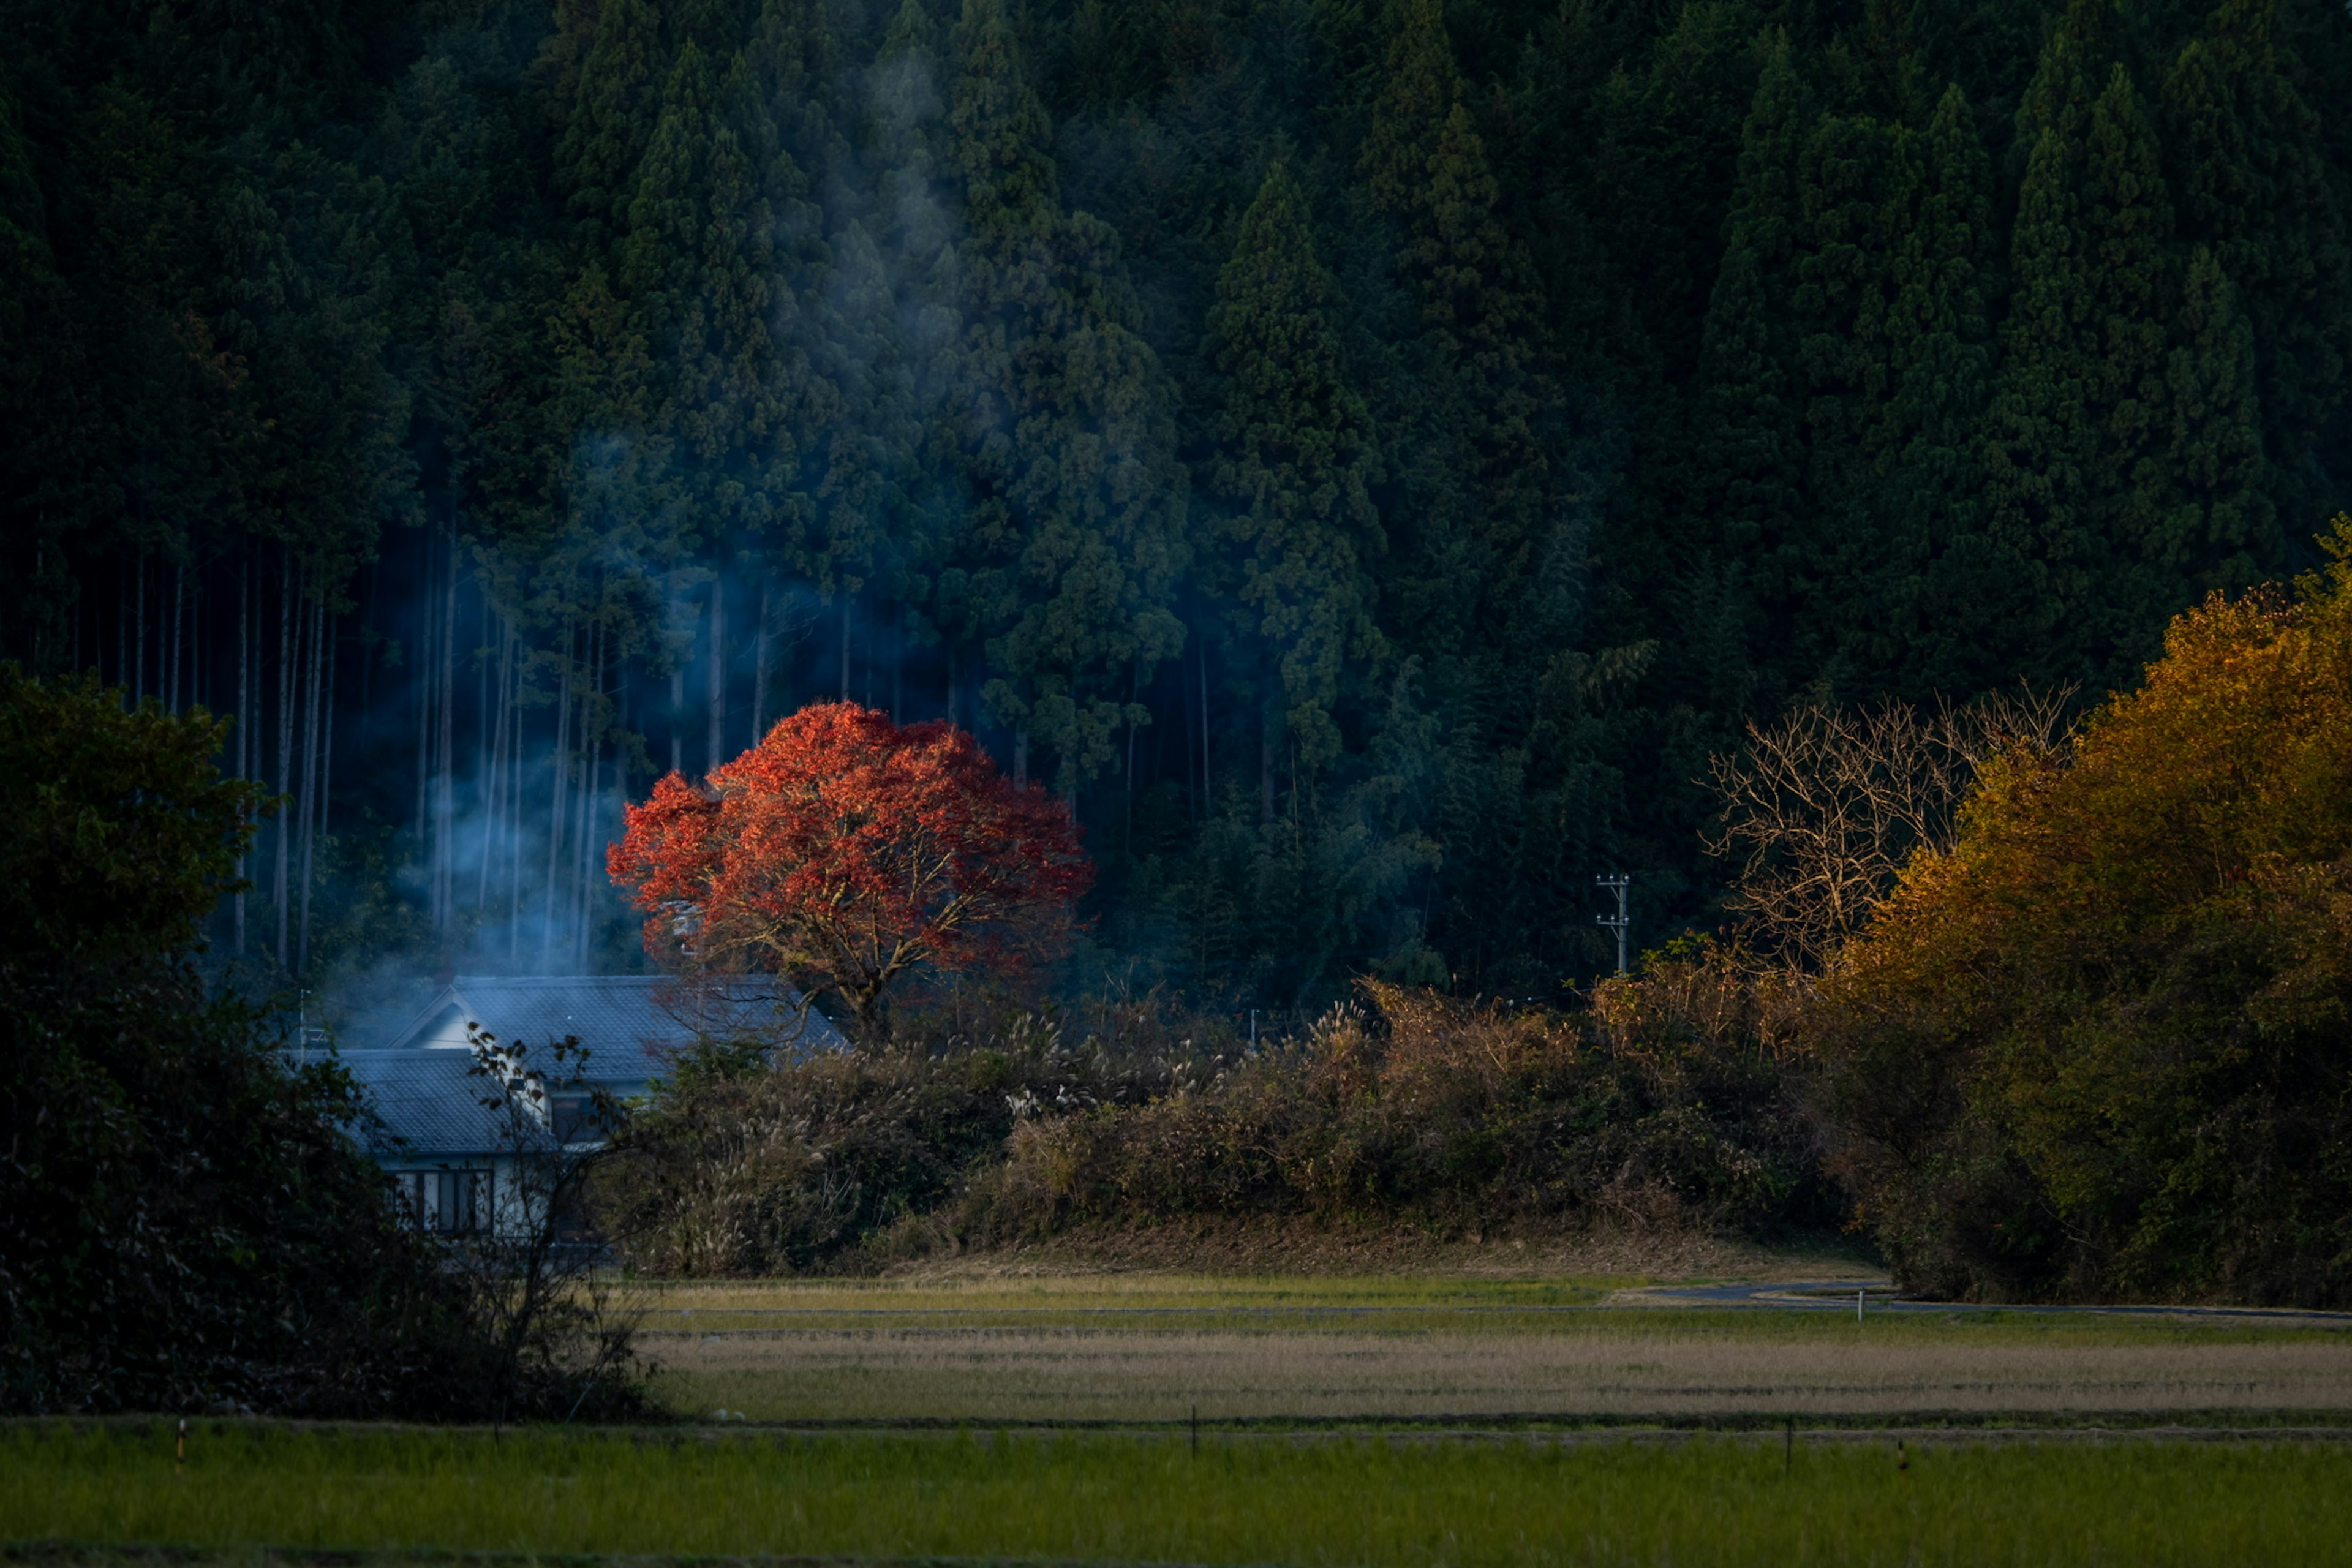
[2,0,2346,1015]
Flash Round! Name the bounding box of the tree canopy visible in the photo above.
[1818,519,2352,1304]
[0,0,2346,1008]
[609,703,1090,1031]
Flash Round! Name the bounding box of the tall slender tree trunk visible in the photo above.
[274,553,296,970]
[134,549,146,706]
[315,612,337,937]
[839,597,850,701]
[1014,729,1028,790]
[1184,637,1198,821]
[414,528,435,848]
[1126,662,1139,851]
[946,650,959,729]
[235,549,250,956]
[706,582,724,772]
[543,627,574,968]
[1260,710,1275,824]
[169,561,184,713]
[475,591,492,927]
[507,621,525,957]
[752,584,771,742]
[1199,638,1212,815]
[480,616,511,914]
[571,618,605,968]
[669,662,684,777]
[434,535,458,938]
[296,595,326,976]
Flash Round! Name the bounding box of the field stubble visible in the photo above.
[633,1273,2352,1424]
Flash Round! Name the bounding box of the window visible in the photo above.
[392,1168,491,1234]
[550,1093,606,1143]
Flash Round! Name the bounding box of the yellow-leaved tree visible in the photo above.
[1817,519,2352,1305]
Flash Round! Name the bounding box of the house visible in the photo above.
[340,974,846,1237]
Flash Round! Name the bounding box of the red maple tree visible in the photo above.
[608,703,1092,1034]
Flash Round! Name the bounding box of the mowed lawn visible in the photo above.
[6,1420,2352,1568]
[635,1273,2352,1423]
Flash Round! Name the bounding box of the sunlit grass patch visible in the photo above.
[6,1420,2351,1568]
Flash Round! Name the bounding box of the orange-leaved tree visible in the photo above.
[1816,519,2352,1306]
[608,703,1092,1035]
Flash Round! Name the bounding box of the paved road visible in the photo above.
[1634,1280,2352,1321]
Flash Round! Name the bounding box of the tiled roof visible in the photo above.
[341,1047,515,1159]
[346,974,847,1161]
[380,973,847,1087]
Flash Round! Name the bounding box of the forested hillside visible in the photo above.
[1,0,2346,1011]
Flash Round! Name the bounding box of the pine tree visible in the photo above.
[1357,0,1564,657]
[1207,160,1384,774]
[2163,0,2350,518]
[550,0,666,230]
[2162,243,2270,589]
[1788,105,1899,690]
[1985,17,2188,684]
[622,45,814,539]
[1683,32,1811,692]
[1875,83,2007,696]
[948,0,1188,792]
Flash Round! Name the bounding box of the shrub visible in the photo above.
[960,967,1823,1241]
[594,1001,1200,1273]
[1815,522,2352,1306]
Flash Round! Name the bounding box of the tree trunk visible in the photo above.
[414,529,435,850]
[839,596,851,702]
[134,549,146,707]
[169,560,184,713]
[706,581,724,773]
[1199,638,1212,815]
[543,626,574,968]
[235,549,249,957]
[435,533,458,938]
[1260,704,1275,824]
[1014,728,1028,790]
[275,552,296,970]
[669,660,684,777]
[752,584,771,743]
[296,592,326,976]
[573,618,605,968]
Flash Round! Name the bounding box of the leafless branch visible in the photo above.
[1706,687,2071,967]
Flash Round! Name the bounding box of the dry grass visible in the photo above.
[631,1271,2352,1425]
[647,1322,2352,1422]
[904,1218,1868,1279]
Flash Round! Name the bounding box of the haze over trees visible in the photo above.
[0,0,2346,1008]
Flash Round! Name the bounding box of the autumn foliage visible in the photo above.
[1817,520,2352,1306]
[609,704,1092,1033]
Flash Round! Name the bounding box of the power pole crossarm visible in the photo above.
[1596,874,1631,976]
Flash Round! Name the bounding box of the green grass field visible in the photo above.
[7,1420,2352,1568]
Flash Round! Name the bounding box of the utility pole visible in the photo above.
[1596,873,1630,976]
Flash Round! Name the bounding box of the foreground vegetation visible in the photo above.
[7,1422,2351,1568]
[0,671,642,1420]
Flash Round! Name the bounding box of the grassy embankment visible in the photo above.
[632,1273,2352,1424]
[6,1420,2352,1568]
